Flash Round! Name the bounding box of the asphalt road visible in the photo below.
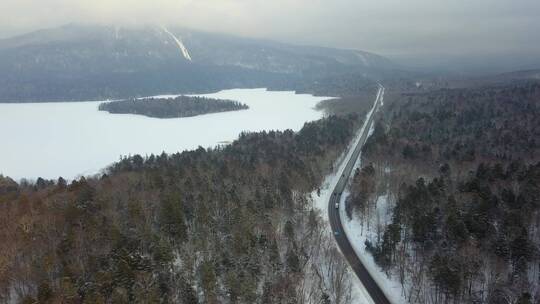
[328,85,391,304]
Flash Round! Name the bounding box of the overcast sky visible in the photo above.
[2,0,540,69]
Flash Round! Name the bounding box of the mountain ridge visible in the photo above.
[0,23,396,102]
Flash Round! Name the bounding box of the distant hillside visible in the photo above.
[490,69,540,82]
[0,24,396,102]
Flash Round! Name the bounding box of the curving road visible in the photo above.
[328,85,391,304]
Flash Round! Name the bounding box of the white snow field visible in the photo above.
[0,89,330,180]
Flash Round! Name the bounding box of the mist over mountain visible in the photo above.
[393,52,540,76]
[0,24,397,102]
[3,0,540,76]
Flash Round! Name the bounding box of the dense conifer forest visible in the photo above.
[348,81,540,303]
[0,114,363,304]
[98,96,248,118]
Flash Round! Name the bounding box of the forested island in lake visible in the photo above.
[98,96,249,118]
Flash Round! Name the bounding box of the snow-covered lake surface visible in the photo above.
[0,88,330,180]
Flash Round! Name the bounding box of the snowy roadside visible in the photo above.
[339,191,406,304]
[337,123,408,303]
[312,86,382,219]
[310,150,374,304]
[312,85,408,304]
[309,87,384,304]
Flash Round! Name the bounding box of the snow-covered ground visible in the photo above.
[337,109,408,304]
[0,89,330,180]
[311,85,382,219]
[311,151,374,304]
[310,88,384,304]
[339,191,406,304]
[313,85,408,304]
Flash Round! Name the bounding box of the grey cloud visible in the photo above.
[2,0,540,70]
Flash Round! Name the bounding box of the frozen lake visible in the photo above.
[0,89,330,180]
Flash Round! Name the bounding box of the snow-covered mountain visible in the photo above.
[173,27,395,74]
[0,24,396,102]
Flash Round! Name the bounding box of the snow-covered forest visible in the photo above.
[0,114,368,304]
[347,82,540,303]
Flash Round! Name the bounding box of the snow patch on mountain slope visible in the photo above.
[356,52,370,67]
[161,26,192,61]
